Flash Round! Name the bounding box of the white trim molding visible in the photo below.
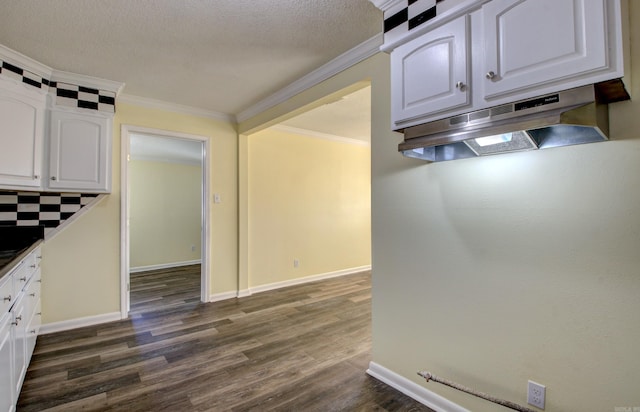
[249,265,371,296]
[367,362,470,412]
[210,291,239,303]
[40,312,122,335]
[236,34,383,123]
[118,93,235,124]
[130,260,202,274]
[368,0,404,12]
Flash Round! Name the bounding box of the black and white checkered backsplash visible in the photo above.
[0,61,116,113]
[383,0,452,44]
[0,191,99,235]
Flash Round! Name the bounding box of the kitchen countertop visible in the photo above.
[0,239,43,281]
[0,225,45,282]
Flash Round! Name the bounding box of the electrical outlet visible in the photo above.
[293,259,299,268]
[527,380,545,409]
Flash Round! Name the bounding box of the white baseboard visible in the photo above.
[40,311,123,335]
[249,265,372,295]
[209,291,238,302]
[130,260,202,273]
[366,362,469,412]
[210,265,372,302]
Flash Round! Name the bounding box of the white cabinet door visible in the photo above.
[10,296,26,403]
[0,81,44,189]
[391,15,470,128]
[48,110,112,193]
[483,0,609,100]
[0,314,14,412]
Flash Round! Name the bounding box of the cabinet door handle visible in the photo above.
[37,312,42,316]
[19,277,27,282]
[30,329,37,334]
[455,81,466,91]
[30,293,36,297]
[30,264,36,268]
[51,176,57,181]
[486,71,496,80]
[3,295,10,302]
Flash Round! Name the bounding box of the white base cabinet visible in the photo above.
[0,245,42,412]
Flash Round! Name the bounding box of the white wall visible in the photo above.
[129,160,202,269]
[247,127,371,288]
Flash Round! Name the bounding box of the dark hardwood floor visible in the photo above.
[18,268,434,411]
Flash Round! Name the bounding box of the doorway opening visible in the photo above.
[120,125,211,317]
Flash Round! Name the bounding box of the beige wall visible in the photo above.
[239,15,640,409]
[247,128,371,287]
[41,102,238,323]
[129,160,202,269]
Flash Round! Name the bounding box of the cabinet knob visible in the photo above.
[3,295,10,302]
[486,71,496,80]
[51,176,57,181]
[34,175,39,179]
[455,81,466,91]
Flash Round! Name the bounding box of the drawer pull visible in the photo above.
[15,315,22,321]
[30,264,36,268]
[37,279,42,283]
[30,293,36,297]
[37,312,42,316]
[19,277,27,282]
[37,256,42,260]
[3,295,10,302]
[30,329,36,334]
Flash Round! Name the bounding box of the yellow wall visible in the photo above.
[41,102,238,323]
[129,160,202,269]
[247,128,371,287]
[239,13,640,409]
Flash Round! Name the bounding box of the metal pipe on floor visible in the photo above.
[418,371,538,412]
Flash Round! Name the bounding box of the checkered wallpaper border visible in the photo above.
[0,61,116,114]
[0,191,99,235]
[383,0,449,43]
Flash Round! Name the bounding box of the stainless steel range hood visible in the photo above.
[400,81,629,162]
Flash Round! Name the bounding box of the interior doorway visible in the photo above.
[120,125,211,317]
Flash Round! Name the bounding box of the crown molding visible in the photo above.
[368,0,404,12]
[0,44,53,79]
[270,125,370,147]
[118,93,236,124]
[236,33,383,124]
[51,70,125,95]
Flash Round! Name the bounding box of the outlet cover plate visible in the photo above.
[527,380,545,409]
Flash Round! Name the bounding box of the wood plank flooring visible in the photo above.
[18,269,434,411]
[129,265,202,314]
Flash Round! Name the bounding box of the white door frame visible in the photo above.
[120,124,211,318]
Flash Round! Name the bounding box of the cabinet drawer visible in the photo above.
[0,276,12,316]
[26,299,41,361]
[23,273,40,324]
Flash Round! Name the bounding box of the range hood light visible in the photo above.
[474,133,513,147]
[464,130,537,156]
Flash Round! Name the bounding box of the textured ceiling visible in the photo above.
[0,0,381,118]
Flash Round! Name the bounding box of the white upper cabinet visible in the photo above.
[47,110,111,193]
[0,80,45,189]
[376,0,627,130]
[483,0,612,100]
[391,15,469,127]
